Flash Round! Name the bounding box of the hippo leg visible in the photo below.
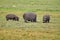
[47,20,49,23]
[13,17,18,21]
[33,18,36,22]
[31,20,33,22]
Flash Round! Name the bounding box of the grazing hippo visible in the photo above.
[23,12,37,22]
[43,14,50,23]
[6,14,19,21]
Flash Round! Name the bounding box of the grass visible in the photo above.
[0,0,60,40]
[0,28,60,40]
[0,11,60,40]
[0,0,60,12]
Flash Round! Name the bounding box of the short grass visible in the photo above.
[0,11,60,40]
[0,0,60,40]
[0,0,60,11]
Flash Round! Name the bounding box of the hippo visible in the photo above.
[23,12,37,22]
[6,14,19,21]
[43,14,50,23]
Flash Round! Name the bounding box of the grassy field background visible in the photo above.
[0,0,60,11]
[0,0,60,40]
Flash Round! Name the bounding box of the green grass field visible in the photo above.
[0,0,60,11]
[0,0,60,40]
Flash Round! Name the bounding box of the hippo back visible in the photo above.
[23,12,36,20]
